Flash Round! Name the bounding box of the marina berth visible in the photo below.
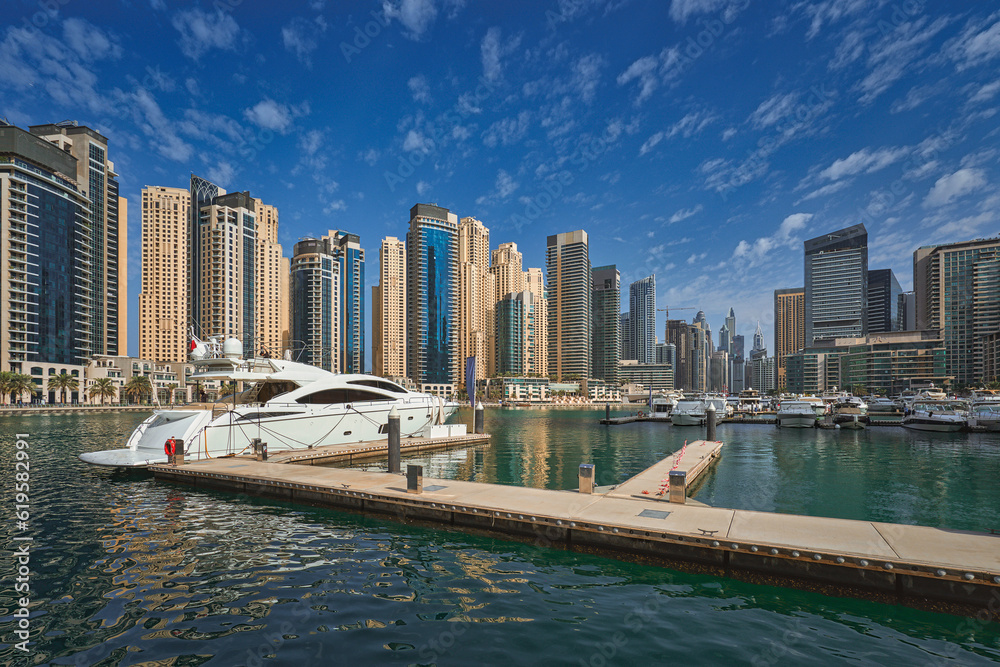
[775,400,819,428]
[902,399,968,432]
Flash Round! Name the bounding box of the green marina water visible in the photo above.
[1,408,999,665]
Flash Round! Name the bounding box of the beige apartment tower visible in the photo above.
[373,236,406,378]
[523,266,548,375]
[458,217,492,380]
[254,199,290,356]
[774,287,805,389]
[138,186,191,362]
[546,230,591,380]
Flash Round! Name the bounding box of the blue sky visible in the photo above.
[4,0,999,362]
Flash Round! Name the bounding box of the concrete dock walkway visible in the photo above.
[150,442,1000,618]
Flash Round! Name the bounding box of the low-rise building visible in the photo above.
[618,360,674,391]
[501,377,550,402]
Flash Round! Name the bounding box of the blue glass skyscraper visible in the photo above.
[406,204,459,387]
[326,230,365,374]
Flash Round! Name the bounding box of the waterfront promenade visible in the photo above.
[150,439,1000,618]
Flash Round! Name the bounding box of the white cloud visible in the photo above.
[572,53,604,103]
[131,88,193,162]
[731,213,812,268]
[480,26,521,83]
[778,212,812,238]
[360,148,380,165]
[207,161,235,187]
[668,0,727,24]
[482,111,530,148]
[797,0,871,40]
[244,99,309,133]
[721,127,737,141]
[638,131,664,156]
[748,92,797,129]
[818,146,909,181]
[408,74,430,103]
[923,168,987,208]
[172,8,241,60]
[324,199,347,214]
[63,17,122,61]
[416,180,431,196]
[382,0,438,39]
[616,55,659,105]
[970,79,1000,104]
[402,129,433,153]
[669,204,703,224]
[495,169,519,199]
[282,16,327,67]
[947,10,1000,70]
[856,16,949,104]
[798,180,850,202]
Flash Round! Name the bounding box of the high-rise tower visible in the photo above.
[139,186,191,362]
[458,217,491,380]
[591,265,621,384]
[629,275,656,364]
[325,230,365,373]
[407,204,460,387]
[804,223,868,345]
[373,236,406,379]
[546,230,590,381]
[290,238,340,371]
[774,288,805,389]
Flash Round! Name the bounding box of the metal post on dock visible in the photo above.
[407,464,423,493]
[388,406,401,473]
[474,401,485,434]
[668,470,686,503]
[706,404,717,441]
[579,463,595,494]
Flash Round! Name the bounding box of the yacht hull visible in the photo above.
[671,413,705,426]
[901,418,965,432]
[776,416,816,428]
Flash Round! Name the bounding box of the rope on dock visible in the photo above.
[642,440,688,496]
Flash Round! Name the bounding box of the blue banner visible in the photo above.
[465,356,476,408]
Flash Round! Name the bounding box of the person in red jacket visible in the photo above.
[164,436,177,465]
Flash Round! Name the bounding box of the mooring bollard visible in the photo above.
[388,406,401,473]
[579,463,595,494]
[706,404,717,441]
[668,470,687,504]
[252,437,263,461]
[407,464,423,493]
[474,401,485,434]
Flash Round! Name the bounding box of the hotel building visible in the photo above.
[804,223,868,345]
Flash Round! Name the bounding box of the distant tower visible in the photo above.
[373,236,405,378]
[324,230,365,373]
[753,320,765,352]
[458,217,490,380]
[630,275,656,363]
[291,238,340,371]
[592,265,621,384]
[774,288,805,389]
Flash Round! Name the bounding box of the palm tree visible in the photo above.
[217,382,237,400]
[88,378,118,406]
[122,375,152,405]
[8,374,36,405]
[0,371,14,405]
[47,373,79,405]
[167,383,178,405]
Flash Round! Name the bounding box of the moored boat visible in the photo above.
[776,400,818,428]
[832,396,869,429]
[902,400,967,432]
[80,336,460,468]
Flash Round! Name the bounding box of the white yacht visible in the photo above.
[867,397,900,413]
[970,403,1000,432]
[776,400,818,428]
[902,400,967,432]
[832,397,868,430]
[80,336,460,468]
[671,399,707,426]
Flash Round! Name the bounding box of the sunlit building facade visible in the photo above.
[546,230,590,381]
[373,236,406,378]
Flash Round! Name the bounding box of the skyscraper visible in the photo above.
[407,203,459,387]
[290,238,340,371]
[546,230,590,381]
[195,190,258,353]
[325,230,365,373]
[774,287,805,389]
[373,236,406,379]
[664,319,689,390]
[914,237,1000,385]
[255,199,290,356]
[804,223,868,345]
[1,122,95,374]
[189,174,223,331]
[867,268,902,334]
[139,186,190,362]
[29,122,126,358]
[629,275,656,364]
[495,290,545,376]
[458,217,491,380]
[591,265,621,384]
[725,307,736,353]
[523,266,548,375]
[620,312,633,361]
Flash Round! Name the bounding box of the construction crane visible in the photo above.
[657,306,696,320]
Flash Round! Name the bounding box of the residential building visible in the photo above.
[804,223,868,345]
[189,174,224,332]
[629,275,656,363]
[899,291,916,331]
[724,308,736,353]
[195,190,258,353]
[618,360,674,392]
[774,287,805,389]
[325,230,365,373]
[458,217,491,380]
[868,268,902,334]
[983,328,1000,384]
[546,230,590,381]
[491,241,524,299]
[709,350,730,392]
[139,186,190,362]
[290,238,340,372]
[407,203,459,386]
[29,122,126,358]
[495,290,545,376]
[914,237,1000,385]
[1,122,95,375]
[373,236,405,378]
[655,342,675,367]
[620,312,633,361]
[523,266,548,376]
[254,199,289,356]
[591,265,621,384]
[501,376,550,402]
[731,333,746,392]
[664,319,689,390]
